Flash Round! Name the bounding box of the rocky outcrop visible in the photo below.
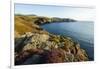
[15,32,88,65]
[15,15,88,65]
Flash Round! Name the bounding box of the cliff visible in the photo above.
[15,15,88,65]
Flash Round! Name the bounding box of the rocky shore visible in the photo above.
[15,15,88,65]
[15,14,76,25]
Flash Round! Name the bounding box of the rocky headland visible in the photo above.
[15,15,88,65]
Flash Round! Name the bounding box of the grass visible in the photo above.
[15,15,49,37]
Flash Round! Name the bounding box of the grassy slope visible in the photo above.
[14,15,76,37]
[15,15,48,37]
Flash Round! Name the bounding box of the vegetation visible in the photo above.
[15,14,88,65]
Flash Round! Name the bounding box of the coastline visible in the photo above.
[15,15,90,65]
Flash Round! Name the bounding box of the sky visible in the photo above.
[15,3,95,21]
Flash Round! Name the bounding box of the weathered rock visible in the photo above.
[15,32,89,65]
[15,15,88,65]
[39,48,66,63]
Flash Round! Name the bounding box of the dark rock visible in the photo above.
[44,48,66,63]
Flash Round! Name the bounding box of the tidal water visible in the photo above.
[41,21,94,60]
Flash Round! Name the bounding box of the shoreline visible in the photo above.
[15,15,91,65]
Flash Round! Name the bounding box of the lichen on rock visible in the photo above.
[15,15,89,65]
[15,32,89,65]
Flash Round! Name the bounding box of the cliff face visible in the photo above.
[15,15,88,65]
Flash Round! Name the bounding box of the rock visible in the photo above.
[75,49,88,61]
[15,32,89,65]
[65,53,75,62]
[23,55,41,64]
[43,48,66,63]
[15,15,88,65]
[70,46,77,55]
[15,48,44,65]
[15,32,50,51]
[15,50,32,65]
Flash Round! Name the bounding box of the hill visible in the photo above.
[14,15,88,65]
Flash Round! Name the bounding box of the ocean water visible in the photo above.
[41,21,94,60]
